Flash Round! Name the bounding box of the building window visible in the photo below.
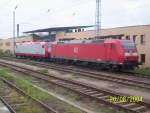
[66,29,73,33]
[140,54,145,63]
[78,29,81,32]
[5,42,11,46]
[75,29,77,32]
[126,35,130,40]
[117,36,122,39]
[141,35,146,44]
[133,35,137,42]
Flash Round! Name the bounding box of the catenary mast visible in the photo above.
[95,0,101,38]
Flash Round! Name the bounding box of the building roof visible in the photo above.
[24,25,94,33]
[102,24,150,30]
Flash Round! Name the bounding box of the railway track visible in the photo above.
[29,61,150,90]
[0,77,57,113]
[3,56,150,78]
[1,57,150,90]
[0,61,150,113]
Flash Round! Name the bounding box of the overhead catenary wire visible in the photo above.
[25,0,94,24]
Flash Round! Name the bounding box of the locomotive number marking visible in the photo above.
[74,47,78,53]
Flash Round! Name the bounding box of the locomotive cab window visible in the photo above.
[111,44,116,49]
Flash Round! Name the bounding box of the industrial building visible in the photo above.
[0,24,149,67]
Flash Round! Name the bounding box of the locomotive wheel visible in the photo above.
[111,65,122,72]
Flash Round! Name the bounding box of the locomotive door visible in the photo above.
[110,43,117,62]
[104,43,111,61]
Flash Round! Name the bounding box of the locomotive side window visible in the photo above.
[48,43,51,48]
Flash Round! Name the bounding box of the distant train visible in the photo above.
[15,39,139,70]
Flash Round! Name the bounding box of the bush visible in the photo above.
[0,49,14,57]
[0,49,4,56]
[135,67,150,76]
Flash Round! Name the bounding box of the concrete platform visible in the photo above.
[0,101,10,113]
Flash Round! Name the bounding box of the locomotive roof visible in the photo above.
[58,39,106,44]
[57,39,133,44]
[16,41,48,45]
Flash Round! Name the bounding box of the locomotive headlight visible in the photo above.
[132,53,138,56]
[125,53,130,56]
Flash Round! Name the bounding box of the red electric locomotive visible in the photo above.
[51,39,138,70]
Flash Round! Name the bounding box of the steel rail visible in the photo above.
[0,96,16,113]
[0,61,150,113]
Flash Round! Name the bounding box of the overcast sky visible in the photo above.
[0,0,149,39]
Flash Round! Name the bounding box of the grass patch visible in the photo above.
[40,69,49,74]
[0,68,49,101]
[134,67,150,76]
[0,76,46,113]
[54,87,82,101]
[18,102,46,113]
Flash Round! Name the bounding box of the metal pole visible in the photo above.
[17,24,19,38]
[13,11,16,54]
[95,0,101,38]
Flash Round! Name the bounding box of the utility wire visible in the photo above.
[26,0,93,23]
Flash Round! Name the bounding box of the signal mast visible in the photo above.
[95,0,101,38]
